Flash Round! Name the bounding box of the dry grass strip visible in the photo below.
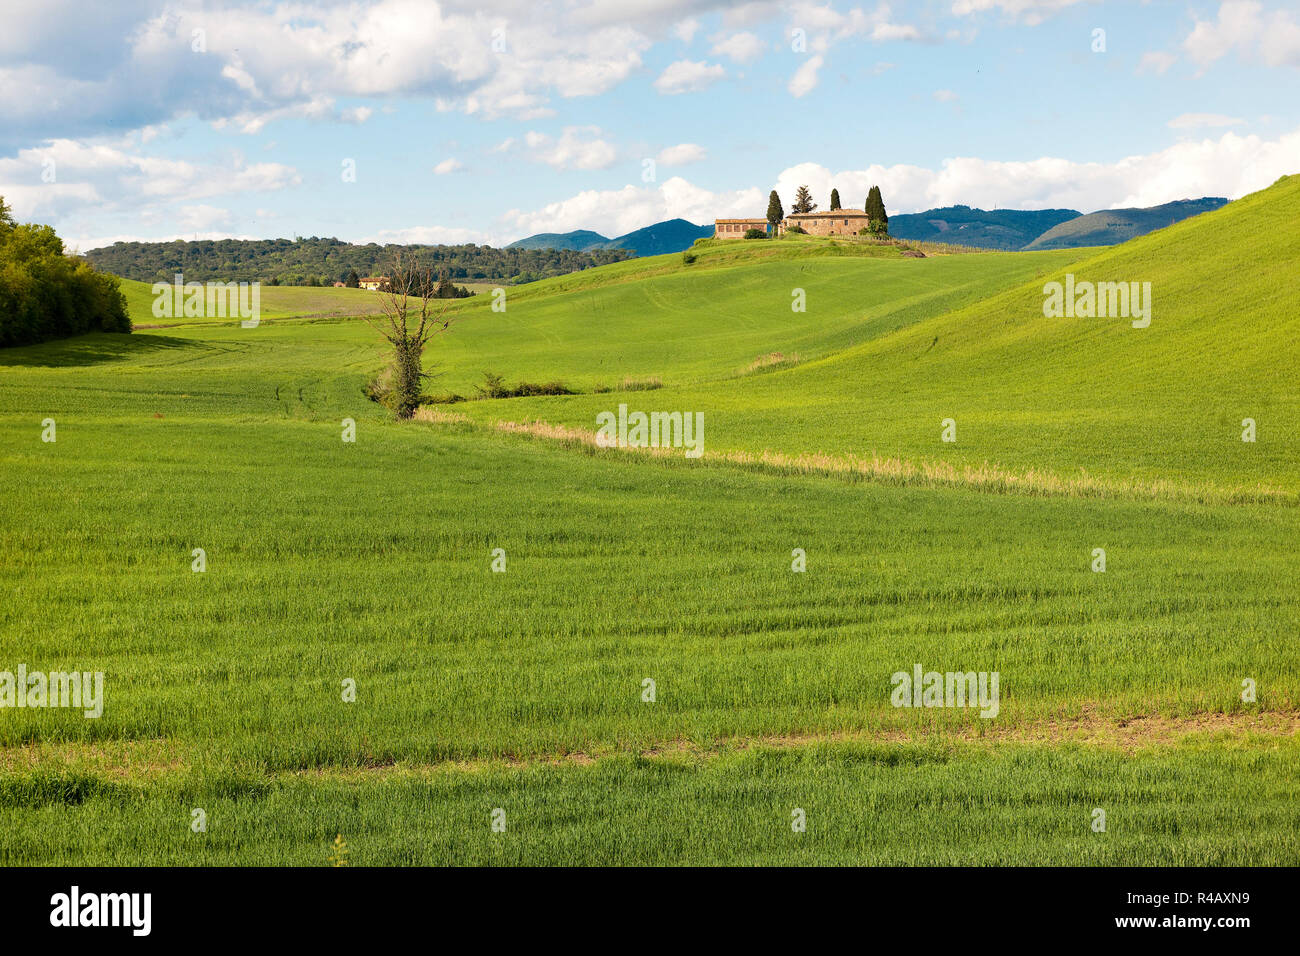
[413,407,1295,506]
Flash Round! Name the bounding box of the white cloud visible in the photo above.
[61,230,266,254]
[0,0,658,143]
[363,224,490,245]
[1168,113,1245,129]
[674,18,701,44]
[779,0,927,60]
[1136,51,1177,75]
[433,158,464,174]
[176,204,232,231]
[933,89,958,102]
[656,143,707,166]
[509,123,1300,242]
[950,0,1089,25]
[0,136,300,227]
[653,59,726,94]
[524,127,618,170]
[788,55,823,97]
[711,31,767,63]
[504,176,764,239]
[768,126,1300,216]
[1185,1,1300,70]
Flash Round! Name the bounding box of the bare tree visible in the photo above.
[364,252,451,418]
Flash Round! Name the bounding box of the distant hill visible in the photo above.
[597,219,715,256]
[1022,197,1229,249]
[889,206,1081,250]
[507,230,611,251]
[81,236,631,285]
[508,218,713,256]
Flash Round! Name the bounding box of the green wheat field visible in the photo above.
[1,177,1298,865]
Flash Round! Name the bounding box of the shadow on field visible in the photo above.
[0,332,206,368]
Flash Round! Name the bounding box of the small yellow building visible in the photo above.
[714,218,771,238]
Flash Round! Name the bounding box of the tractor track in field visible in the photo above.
[4,709,1297,784]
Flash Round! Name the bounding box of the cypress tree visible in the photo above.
[830,188,841,210]
[866,185,889,235]
[766,190,784,231]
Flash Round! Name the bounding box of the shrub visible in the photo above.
[786,225,806,235]
[743,228,767,239]
[474,370,574,399]
[682,250,697,265]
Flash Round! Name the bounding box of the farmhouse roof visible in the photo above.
[787,208,871,218]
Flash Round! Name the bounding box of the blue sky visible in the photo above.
[2,0,1298,250]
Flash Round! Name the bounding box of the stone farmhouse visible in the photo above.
[713,218,771,238]
[782,208,872,236]
[714,208,875,238]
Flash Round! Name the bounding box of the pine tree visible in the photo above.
[792,185,817,214]
[830,188,841,210]
[766,190,784,229]
[345,270,360,288]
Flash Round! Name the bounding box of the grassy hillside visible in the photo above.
[1,177,1297,865]
[1023,197,1229,250]
[120,277,391,326]
[458,176,1300,496]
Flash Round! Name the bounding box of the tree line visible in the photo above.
[82,236,632,286]
[0,197,130,348]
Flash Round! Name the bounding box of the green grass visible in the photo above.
[120,278,390,327]
[1,178,1297,865]
[4,740,1296,866]
[457,175,1300,495]
[3,415,1296,765]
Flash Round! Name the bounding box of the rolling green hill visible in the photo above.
[1023,197,1228,249]
[455,176,1300,497]
[1,177,1297,865]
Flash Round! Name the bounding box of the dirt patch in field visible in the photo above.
[0,738,187,781]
